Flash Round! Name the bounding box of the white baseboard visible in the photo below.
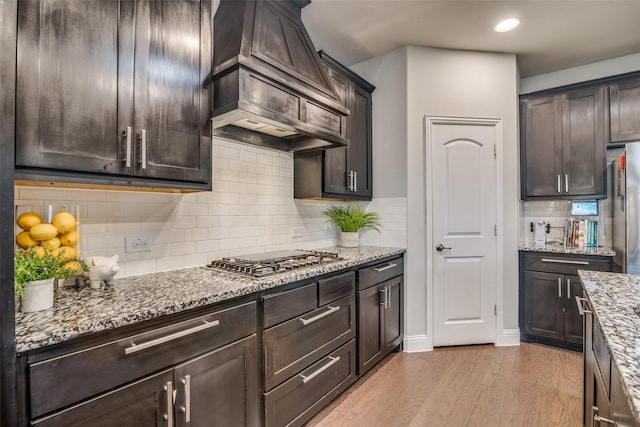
[496,328,520,346]
[403,334,430,352]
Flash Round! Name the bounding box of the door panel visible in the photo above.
[564,275,584,344]
[610,78,640,142]
[523,271,563,340]
[174,335,259,427]
[431,119,497,346]
[16,0,131,174]
[134,0,211,182]
[357,285,383,375]
[522,96,563,197]
[562,87,605,196]
[383,278,402,352]
[347,85,372,197]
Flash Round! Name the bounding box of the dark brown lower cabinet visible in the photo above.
[264,340,356,427]
[519,251,612,350]
[358,260,403,376]
[583,301,639,427]
[32,370,174,427]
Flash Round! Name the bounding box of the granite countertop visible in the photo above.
[578,270,640,423]
[15,246,404,354]
[519,242,615,257]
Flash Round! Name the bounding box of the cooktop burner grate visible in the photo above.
[206,250,341,277]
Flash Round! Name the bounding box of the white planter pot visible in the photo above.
[340,231,359,248]
[20,278,55,312]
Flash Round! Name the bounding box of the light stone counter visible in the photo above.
[520,242,615,257]
[579,270,640,423]
[16,246,404,353]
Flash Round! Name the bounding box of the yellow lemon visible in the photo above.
[16,231,38,249]
[62,260,83,274]
[29,223,58,241]
[16,212,42,231]
[42,237,61,251]
[59,230,80,247]
[33,246,46,257]
[52,246,78,260]
[52,211,77,234]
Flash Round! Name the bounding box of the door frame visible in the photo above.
[424,116,504,350]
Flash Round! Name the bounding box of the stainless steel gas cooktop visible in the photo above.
[206,250,342,278]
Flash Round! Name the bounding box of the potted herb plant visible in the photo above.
[14,247,88,312]
[322,204,381,248]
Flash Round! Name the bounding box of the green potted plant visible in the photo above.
[15,247,88,312]
[322,204,381,248]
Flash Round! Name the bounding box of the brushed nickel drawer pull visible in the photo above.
[557,175,561,193]
[300,356,341,384]
[567,279,571,299]
[373,263,398,272]
[124,320,220,355]
[123,126,132,168]
[164,381,174,427]
[140,129,148,170]
[565,174,569,193]
[576,296,593,315]
[180,375,191,423]
[558,278,562,298]
[300,306,340,326]
[540,258,589,265]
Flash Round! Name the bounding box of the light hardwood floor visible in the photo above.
[307,343,583,427]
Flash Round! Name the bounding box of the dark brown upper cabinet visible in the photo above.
[294,52,375,200]
[15,0,212,191]
[521,86,606,200]
[610,78,640,143]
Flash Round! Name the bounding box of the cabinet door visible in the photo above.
[323,67,351,195]
[32,370,173,427]
[593,368,614,427]
[383,277,403,353]
[610,78,640,142]
[16,0,133,175]
[133,0,212,182]
[174,335,259,427]
[562,87,606,197]
[563,275,584,345]
[521,96,563,197]
[610,362,639,427]
[358,284,384,375]
[346,84,373,198]
[523,271,564,340]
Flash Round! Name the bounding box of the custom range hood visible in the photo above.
[212,0,349,151]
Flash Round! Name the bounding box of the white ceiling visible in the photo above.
[302,0,640,78]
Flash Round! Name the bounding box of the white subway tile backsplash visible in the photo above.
[15,140,407,277]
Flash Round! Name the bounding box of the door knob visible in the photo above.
[435,244,451,252]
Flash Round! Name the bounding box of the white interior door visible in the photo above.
[430,118,498,347]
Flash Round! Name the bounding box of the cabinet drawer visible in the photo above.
[319,271,355,306]
[593,318,611,397]
[29,301,257,418]
[264,339,356,427]
[263,294,356,390]
[358,257,403,290]
[523,253,610,275]
[263,283,317,329]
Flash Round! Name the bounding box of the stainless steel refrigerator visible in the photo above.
[611,143,640,273]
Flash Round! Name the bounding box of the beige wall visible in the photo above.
[353,46,520,350]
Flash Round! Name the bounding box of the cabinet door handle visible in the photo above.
[566,279,571,299]
[541,258,589,265]
[576,296,593,315]
[593,406,615,425]
[123,127,132,168]
[558,278,562,298]
[373,263,398,272]
[300,305,340,326]
[387,285,391,308]
[140,129,148,169]
[180,375,191,423]
[164,381,174,427]
[565,174,569,193]
[557,175,561,193]
[380,287,388,308]
[347,171,354,191]
[354,171,358,191]
[300,356,341,384]
[124,320,220,355]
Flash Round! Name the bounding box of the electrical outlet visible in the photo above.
[125,236,152,253]
[291,227,303,239]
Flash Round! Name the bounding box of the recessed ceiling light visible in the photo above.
[495,18,520,33]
